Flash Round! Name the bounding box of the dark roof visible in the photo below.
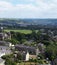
[0,33,3,37]
[15,44,36,55]
[0,41,11,46]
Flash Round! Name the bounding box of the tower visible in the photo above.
[25,51,29,61]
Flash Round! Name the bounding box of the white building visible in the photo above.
[25,51,29,61]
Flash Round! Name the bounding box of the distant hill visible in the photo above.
[0,19,57,29]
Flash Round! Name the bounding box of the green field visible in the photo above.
[4,29,32,34]
[17,62,38,65]
[4,29,38,34]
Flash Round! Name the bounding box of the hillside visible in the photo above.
[0,19,57,29]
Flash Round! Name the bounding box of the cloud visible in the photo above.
[0,0,57,18]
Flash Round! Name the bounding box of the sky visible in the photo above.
[0,0,57,18]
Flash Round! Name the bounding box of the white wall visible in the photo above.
[25,52,29,61]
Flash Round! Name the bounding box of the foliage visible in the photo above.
[17,52,23,60]
[29,58,38,62]
[5,38,19,45]
[2,54,16,65]
[2,54,14,60]
[38,53,44,59]
[38,60,43,64]
[5,30,33,34]
[5,59,16,65]
[45,44,57,60]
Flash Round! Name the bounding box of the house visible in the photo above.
[53,35,57,42]
[15,44,39,61]
[0,41,14,47]
[6,32,11,40]
[38,43,45,54]
[0,33,11,40]
[0,46,12,55]
[15,44,36,55]
[22,51,37,61]
[0,27,11,40]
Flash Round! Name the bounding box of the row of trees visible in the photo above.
[8,30,51,46]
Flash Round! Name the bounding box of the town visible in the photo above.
[0,0,57,65]
[0,25,57,65]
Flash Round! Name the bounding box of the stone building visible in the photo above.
[0,27,11,40]
[15,44,39,61]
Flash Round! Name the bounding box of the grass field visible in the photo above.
[4,29,38,34]
[17,62,38,65]
[4,29,33,34]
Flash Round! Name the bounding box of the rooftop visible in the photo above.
[15,44,36,55]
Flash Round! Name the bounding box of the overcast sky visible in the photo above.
[0,0,57,18]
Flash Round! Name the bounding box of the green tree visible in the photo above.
[5,59,16,65]
[45,44,57,61]
[17,52,23,60]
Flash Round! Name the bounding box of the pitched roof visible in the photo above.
[15,44,36,55]
[0,41,11,46]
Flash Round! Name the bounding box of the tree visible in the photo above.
[15,32,25,44]
[10,38,19,45]
[45,44,57,61]
[6,38,19,45]
[5,59,16,65]
[17,52,23,60]
[31,30,38,41]
[2,54,16,65]
[38,53,44,59]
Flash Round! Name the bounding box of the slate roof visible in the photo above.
[15,44,36,55]
[0,41,11,46]
[0,46,11,55]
